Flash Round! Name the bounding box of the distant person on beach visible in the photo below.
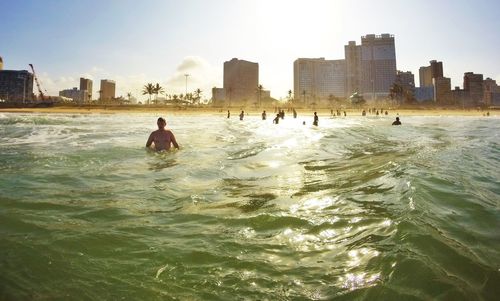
[293,108,297,118]
[262,110,267,120]
[273,114,280,124]
[227,110,230,118]
[313,112,319,126]
[239,111,244,120]
[392,117,401,125]
[362,110,366,116]
[146,117,179,151]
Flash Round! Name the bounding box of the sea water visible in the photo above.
[0,112,499,300]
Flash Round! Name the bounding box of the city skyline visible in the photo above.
[1,0,499,99]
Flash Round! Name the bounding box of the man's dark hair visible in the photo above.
[158,117,166,123]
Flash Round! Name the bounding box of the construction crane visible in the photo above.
[29,64,47,101]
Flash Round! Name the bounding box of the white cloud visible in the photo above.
[165,56,220,98]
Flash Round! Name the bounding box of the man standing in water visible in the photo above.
[262,110,267,120]
[313,112,319,126]
[146,117,179,151]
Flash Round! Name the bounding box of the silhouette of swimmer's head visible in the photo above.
[157,117,166,129]
[396,117,400,121]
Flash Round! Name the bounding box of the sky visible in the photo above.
[1,0,499,100]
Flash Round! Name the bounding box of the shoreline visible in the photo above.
[0,105,496,116]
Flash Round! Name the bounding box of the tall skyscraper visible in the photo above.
[345,41,361,96]
[0,70,34,103]
[223,58,258,102]
[80,77,93,102]
[360,34,397,100]
[293,58,345,104]
[100,79,116,101]
[463,72,484,104]
[419,60,443,87]
[344,34,397,100]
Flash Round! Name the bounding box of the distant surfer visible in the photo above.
[227,110,230,118]
[146,117,179,151]
[239,111,244,120]
[392,117,401,125]
[313,112,318,126]
[262,110,267,120]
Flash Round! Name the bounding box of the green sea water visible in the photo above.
[0,112,499,300]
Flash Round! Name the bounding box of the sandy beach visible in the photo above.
[0,105,496,116]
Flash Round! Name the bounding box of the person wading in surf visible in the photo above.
[313,112,319,126]
[146,117,179,151]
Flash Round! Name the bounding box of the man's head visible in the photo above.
[396,117,400,121]
[157,117,166,129]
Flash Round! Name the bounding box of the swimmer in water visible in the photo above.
[392,117,402,125]
[273,113,280,124]
[313,112,318,126]
[146,117,179,151]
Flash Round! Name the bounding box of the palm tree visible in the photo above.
[172,94,179,105]
[153,83,164,104]
[193,88,202,105]
[256,84,264,107]
[142,83,155,104]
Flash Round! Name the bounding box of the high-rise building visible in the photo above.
[345,34,397,100]
[345,41,361,96]
[463,72,484,105]
[483,78,500,106]
[100,79,116,101]
[0,70,34,103]
[0,56,3,70]
[396,71,415,90]
[395,71,416,102]
[59,87,87,103]
[452,86,468,107]
[80,77,93,102]
[211,87,226,107]
[293,58,346,104]
[433,77,452,104]
[360,34,397,100]
[223,58,258,103]
[419,60,443,87]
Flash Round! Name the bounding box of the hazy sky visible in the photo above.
[1,0,499,100]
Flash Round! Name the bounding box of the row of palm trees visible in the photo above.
[142,83,203,105]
